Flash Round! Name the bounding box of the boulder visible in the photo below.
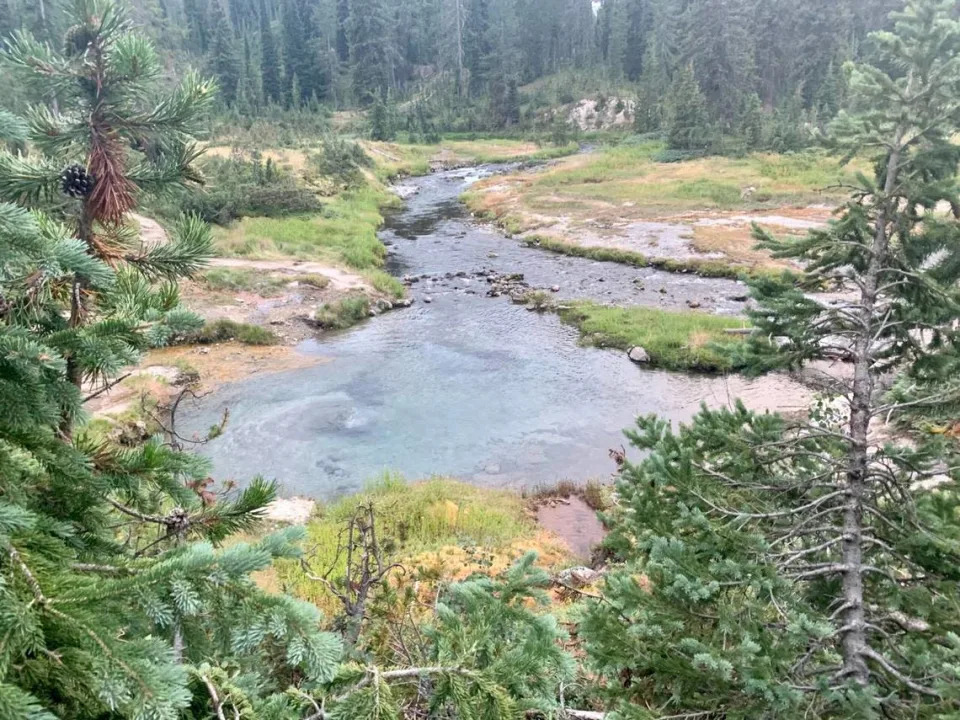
[557,566,602,589]
[628,346,650,364]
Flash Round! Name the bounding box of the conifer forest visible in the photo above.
[2,0,960,719]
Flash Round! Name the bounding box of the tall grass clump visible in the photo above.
[213,186,394,269]
[315,295,371,330]
[183,318,279,346]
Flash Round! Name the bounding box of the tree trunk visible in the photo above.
[840,132,904,685]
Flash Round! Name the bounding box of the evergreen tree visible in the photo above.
[210,0,240,105]
[259,0,282,104]
[349,0,393,104]
[504,75,520,126]
[336,0,350,63]
[665,62,711,151]
[582,2,960,715]
[0,3,342,718]
[369,96,394,139]
[183,0,210,53]
[281,0,307,105]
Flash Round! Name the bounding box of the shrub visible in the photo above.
[310,136,373,189]
[152,151,321,225]
[183,318,279,345]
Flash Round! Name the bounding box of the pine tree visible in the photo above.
[349,0,393,104]
[336,0,350,63]
[259,0,282,104]
[0,3,342,718]
[582,2,960,715]
[369,96,394,140]
[665,62,711,151]
[504,75,520,126]
[210,0,240,105]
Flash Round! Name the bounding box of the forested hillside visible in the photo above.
[0,0,904,144]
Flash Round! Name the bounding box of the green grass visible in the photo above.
[213,185,397,269]
[466,142,864,221]
[186,318,279,346]
[363,270,406,299]
[558,301,749,372]
[315,295,371,330]
[526,235,785,281]
[276,475,540,610]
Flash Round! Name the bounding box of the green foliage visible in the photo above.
[665,63,712,152]
[315,295,371,330]
[213,185,391,269]
[369,98,395,141]
[184,317,280,345]
[151,151,322,226]
[0,7,342,717]
[311,136,374,189]
[582,2,960,715]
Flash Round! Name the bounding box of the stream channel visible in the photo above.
[181,164,812,498]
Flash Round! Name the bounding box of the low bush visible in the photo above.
[310,135,373,189]
[151,150,322,225]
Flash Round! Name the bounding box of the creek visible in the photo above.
[181,165,812,498]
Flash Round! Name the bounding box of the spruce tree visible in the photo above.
[665,62,711,151]
[349,0,393,104]
[581,1,960,716]
[210,0,240,106]
[259,0,282,104]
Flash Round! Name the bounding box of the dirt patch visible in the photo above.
[86,343,328,421]
[263,496,317,524]
[536,496,607,559]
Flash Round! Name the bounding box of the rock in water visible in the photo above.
[628,346,650,364]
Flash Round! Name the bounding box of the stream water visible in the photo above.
[181,165,812,498]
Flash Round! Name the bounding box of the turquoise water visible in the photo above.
[180,166,799,498]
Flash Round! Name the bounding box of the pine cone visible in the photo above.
[60,164,96,199]
[64,24,95,56]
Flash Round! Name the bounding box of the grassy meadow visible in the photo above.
[463,141,862,275]
[504,141,860,214]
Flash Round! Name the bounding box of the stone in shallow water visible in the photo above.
[628,346,650,364]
